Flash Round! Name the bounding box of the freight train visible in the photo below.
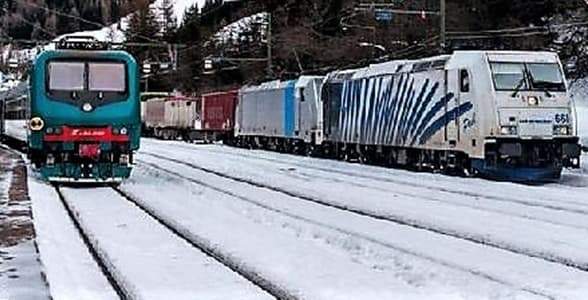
[141,90,238,143]
[28,37,141,182]
[143,51,582,182]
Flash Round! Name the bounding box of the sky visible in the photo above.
[173,0,207,22]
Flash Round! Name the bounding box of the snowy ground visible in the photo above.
[0,147,49,300]
[4,119,588,299]
[131,139,588,299]
[3,120,27,142]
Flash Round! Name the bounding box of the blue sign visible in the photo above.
[375,9,394,22]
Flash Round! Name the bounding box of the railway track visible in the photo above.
[111,187,295,300]
[134,158,562,299]
[54,187,128,299]
[139,152,588,275]
[55,185,288,300]
[179,144,588,214]
[1,136,283,299]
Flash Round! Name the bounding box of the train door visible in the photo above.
[445,69,469,146]
[296,87,304,139]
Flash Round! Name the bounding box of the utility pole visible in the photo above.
[440,0,446,52]
[266,12,273,77]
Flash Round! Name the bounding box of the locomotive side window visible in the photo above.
[48,62,85,91]
[89,63,126,92]
[460,69,470,93]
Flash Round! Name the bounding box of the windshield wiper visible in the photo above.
[511,77,526,97]
[531,80,558,97]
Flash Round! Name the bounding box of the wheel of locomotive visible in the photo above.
[304,144,315,157]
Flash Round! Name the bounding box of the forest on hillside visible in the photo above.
[2,0,588,93]
[0,0,129,40]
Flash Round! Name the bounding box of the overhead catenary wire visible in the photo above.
[1,7,57,39]
[13,0,165,44]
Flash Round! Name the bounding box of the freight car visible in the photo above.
[28,37,141,182]
[201,90,238,143]
[235,51,581,181]
[142,95,201,141]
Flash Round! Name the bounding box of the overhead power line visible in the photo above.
[13,0,161,44]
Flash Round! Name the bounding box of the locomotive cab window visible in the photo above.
[491,63,528,91]
[527,63,565,92]
[48,62,85,91]
[46,59,128,106]
[89,63,126,93]
[490,62,566,92]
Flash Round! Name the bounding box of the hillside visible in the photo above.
[0,0,130,40]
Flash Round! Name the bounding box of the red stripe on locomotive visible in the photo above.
[43,126,129,142]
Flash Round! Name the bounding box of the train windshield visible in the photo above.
[89,63,126,92]
[527,63,566,91]
[491,62,566,92]
[491,63,528,91]
[48,62,85,91]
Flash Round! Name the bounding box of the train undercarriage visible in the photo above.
[233,135,582,182]
[30,142,133,182]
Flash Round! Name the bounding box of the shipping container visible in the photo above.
[201,90,238,132]
[142,96,200,140]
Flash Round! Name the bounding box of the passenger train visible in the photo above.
[28,37,141,182]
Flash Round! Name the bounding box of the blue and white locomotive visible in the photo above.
[235,51,582,181]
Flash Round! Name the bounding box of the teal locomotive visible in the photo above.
[28,38,140,182]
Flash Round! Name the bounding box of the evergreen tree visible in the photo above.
[161,0,177,42]
[125,0,162,61]
[176,3,202,92]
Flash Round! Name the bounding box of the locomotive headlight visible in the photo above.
[82,103,94,112]
[553,125,570,136]
[119,127,128,135]
[29,117,45,131]
[500,126,518,135]
[45,127,54,134]
[528,96,539,106]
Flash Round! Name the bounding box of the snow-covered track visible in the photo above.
[140,152,588,274]
[54,186,127,299]
[112,187,297,300]
[132,158,588,299]
[189,144,588,216]
[55,186,276,300]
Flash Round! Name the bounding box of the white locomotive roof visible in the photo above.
[243,76,324,92]
[241,80,291,93]
[343,50,561,80]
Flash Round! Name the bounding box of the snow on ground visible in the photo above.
[4,120,28,142]
[122,162,546,300]
[28,177,117,300]
[0,241,49,300]
[139,140,588,270]
[134,139,588,299]
[0,148,49,300]
[59,187,273,300]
